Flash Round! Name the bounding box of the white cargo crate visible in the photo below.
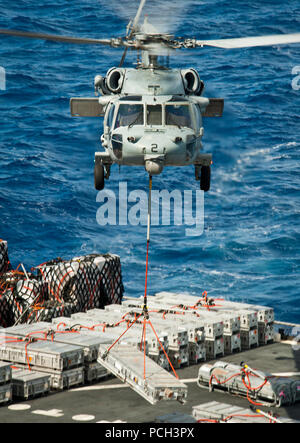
[84,361,109,383]
[205,337,224,359]
[11,368,50,399]
[0,361,11,385]
[197,362,300,407]
[241,328,258,349]
[14,364,85,391]
[123,298,223,339]
[98,343,187,405]
[6,322,111,363]
[192,401,300,423]
[188,342,206,364]
[224,333,241,354]
[0,336,84,371]
[0,383,12,405]
[106,303,204,345]
[258,323,274,345]
[152,292,266,331]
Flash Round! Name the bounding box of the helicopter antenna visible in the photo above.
[119,0,147,67]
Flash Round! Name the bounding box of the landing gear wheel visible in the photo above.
[94,163,105,190]
[200,166,211,192]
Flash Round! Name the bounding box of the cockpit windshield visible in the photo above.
[147,105,162,126]
[165,104,193,129]
[113,102,193,129]
[115,104,144,128]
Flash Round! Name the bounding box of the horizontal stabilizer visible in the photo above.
[202,98,224,117]
[70,98,105,117]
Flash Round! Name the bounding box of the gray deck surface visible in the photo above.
[0,342,299,423]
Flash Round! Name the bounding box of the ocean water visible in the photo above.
[0,0,299,323]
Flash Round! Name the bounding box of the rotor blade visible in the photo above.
[0,28,119,46]
[119,0,147,67]
[196,33,300,49]
[132,0,147,32]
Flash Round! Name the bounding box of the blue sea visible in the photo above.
[0,1,299,323]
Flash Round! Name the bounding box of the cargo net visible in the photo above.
[0,240,11,274]
[0,245,124,327]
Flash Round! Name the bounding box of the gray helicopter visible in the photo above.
[1,0,300,192]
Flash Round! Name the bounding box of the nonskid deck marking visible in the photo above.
[8,404,31,411]
[72,414,95,422]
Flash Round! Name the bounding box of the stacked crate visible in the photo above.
[70,309,170,370]
[120,301,206,364]
[218,300,274,346]
[0,361,12,405]
[192,401,300,423]
[11,368,51,400]
[4,322,109,385]
[153,292,261,351]
[156,292,275,346]
[104,304,190,369]
[124,296,225,359]
[0,326,85,390]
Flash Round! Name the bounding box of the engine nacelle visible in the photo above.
[106,68,125,94]
[181,68,204,96]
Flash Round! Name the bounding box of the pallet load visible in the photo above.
[192,401,300,424]
[11,368,51,400]
[105,304,203,366]
[4,322,109,385]
[97,343,188,405]
[197,361,300,407]
[70,310,170,370]
[0,241,124,327]
[0,326,85,391]
[154,292,274,347]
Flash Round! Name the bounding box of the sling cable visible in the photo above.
[103,176,179,380]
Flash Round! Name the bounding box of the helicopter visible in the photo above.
[0,0,300,192]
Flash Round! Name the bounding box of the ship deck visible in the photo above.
[0,341,299,423]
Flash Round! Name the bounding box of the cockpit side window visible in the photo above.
[165,104,193,129]
[147,105,162,126]
[115,104,144,128]
[107,104,115,129]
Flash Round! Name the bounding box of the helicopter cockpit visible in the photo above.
[107,98,197,131]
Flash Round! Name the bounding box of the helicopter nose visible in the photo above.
[136,134,167,175]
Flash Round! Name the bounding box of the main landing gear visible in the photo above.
[195,164,211,192]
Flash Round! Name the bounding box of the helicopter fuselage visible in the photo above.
[101,94,204,175]
[94,66,216,179]
[71,65,223,190]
